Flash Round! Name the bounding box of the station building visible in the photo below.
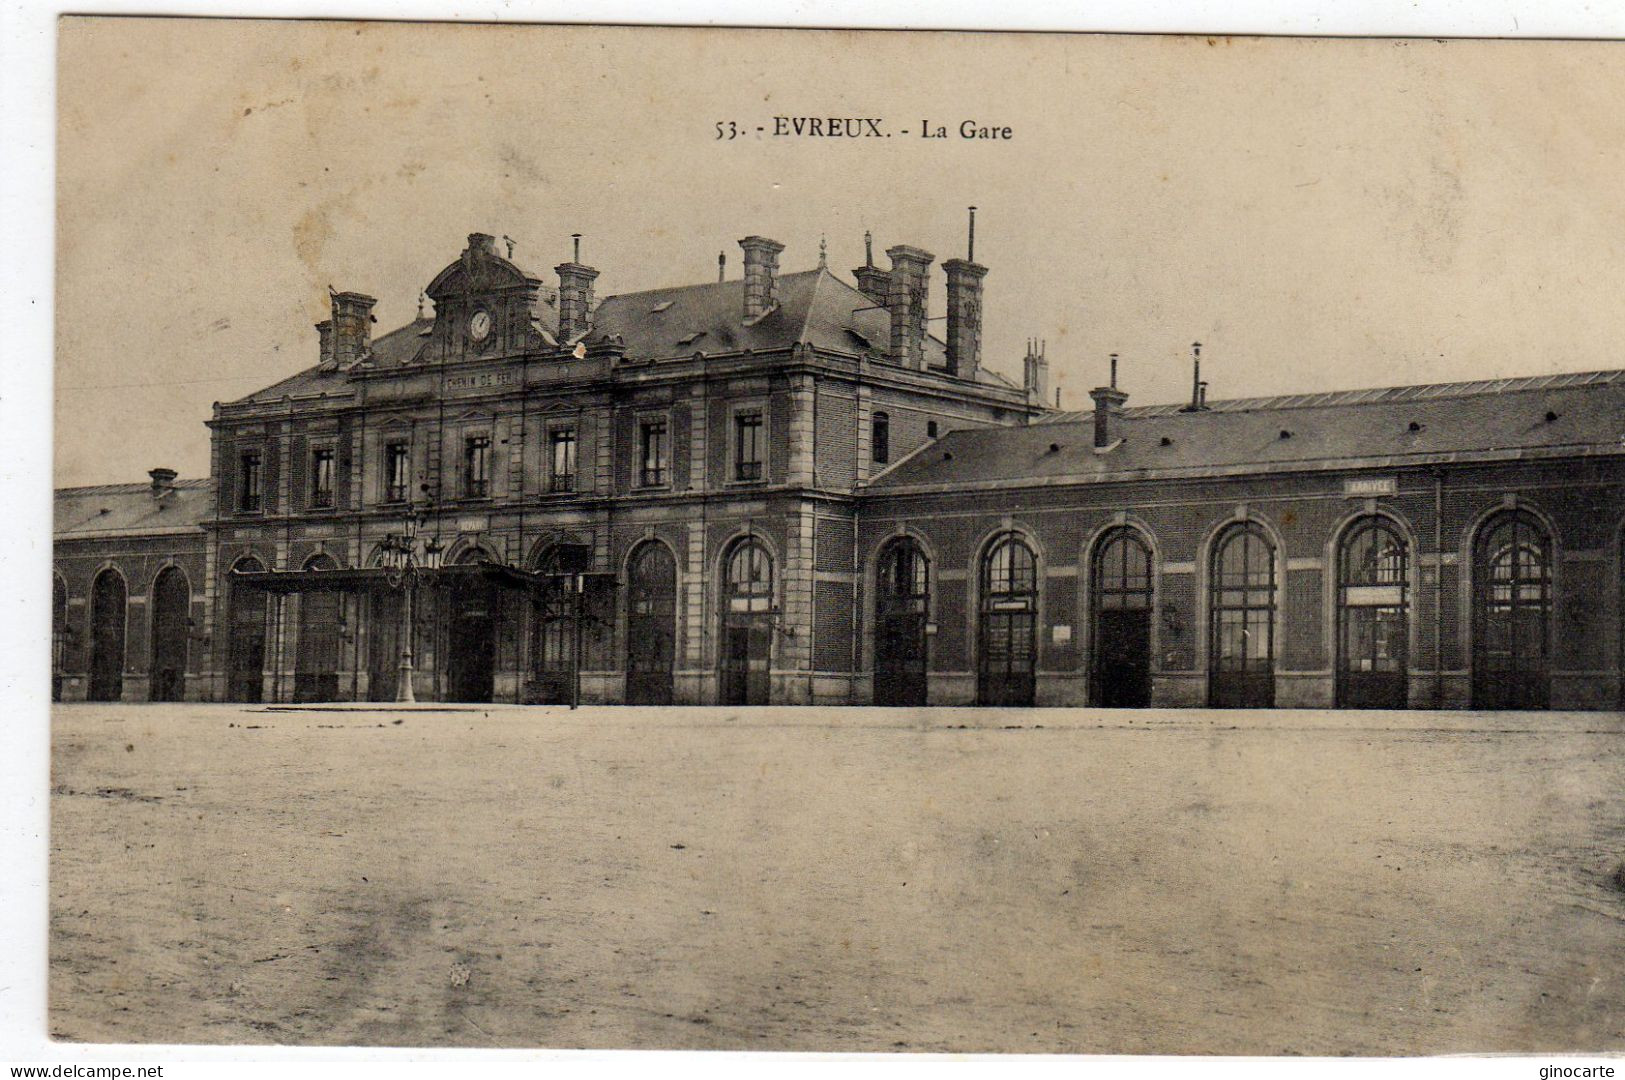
[52,229,1625,710]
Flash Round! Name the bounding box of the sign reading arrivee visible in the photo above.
[1343,476,1398,496]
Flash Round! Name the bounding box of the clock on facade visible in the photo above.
[469,308,493,342]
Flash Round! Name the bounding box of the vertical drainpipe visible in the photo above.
[1434,466,1445,709]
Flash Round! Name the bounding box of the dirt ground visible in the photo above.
[47,702,1625,1054]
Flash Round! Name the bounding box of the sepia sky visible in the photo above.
[54,20,1625,486]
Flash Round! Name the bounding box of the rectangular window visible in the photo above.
[872,412,890,465]
[310,447,335,508]
[734,411,763,481]
[640,420,668,487]
[464,435,491,498]
[384,442,410,503]
[550,429,577,493]
[238,451,262,512]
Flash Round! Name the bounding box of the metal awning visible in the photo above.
[230,562,619,594]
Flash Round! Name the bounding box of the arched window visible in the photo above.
[52,575,68,702]
[88,569,127,702]
[1209,523,1276,708]
[874,537,930,706]
[626,542,678,705]
[1091,527,1155,707]
[979,534,1038,706]
[227,556,267,703]
[721,538,774,705]
[1337,518,1409,708]
[150,566,191,702]
[294,555,340,703]
[1473,510,1552,709]
[871,412,890,465]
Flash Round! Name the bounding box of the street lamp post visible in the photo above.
[380,509,443,705]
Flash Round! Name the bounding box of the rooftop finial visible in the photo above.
[571,233,582,263]
[417,291,427,319]
[819,234,828,268]
[967,206,977,262]
[502,234,515,259]
[864,230,874,267]
[718,250,726,283]
[1110,352,1119,389]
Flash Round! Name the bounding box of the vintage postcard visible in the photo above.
[47,18,1625,1056]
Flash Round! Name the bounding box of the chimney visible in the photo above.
[315,319,334,366]
[148,467,177,497]
[330,291,377,368]
[1089,353,1129,449]
[1180,342,1210,412]
[852,230,890,303]
[942,258,987,379]
[885,245,934,369]
[738,236,785,321]
[1023,338,1048,402]
[556,235,599,344]
[465,232,499,261]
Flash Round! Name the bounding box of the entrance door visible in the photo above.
[295,594,342,702]
[1472,510,1551,710]
[367,590,401,701]
[720,539,773,706]
[150,566,190,702]
[447,577,496,704]
[626,542,676,705]
[1091,528,1154,708]
[88,570,126,702]
[1209,523,1277,709]
[874,539,929,707]
[1096,610,1152,708]
[227,558,267,703]
[1336,518,1409,709]
[978,535,1038,707]
[722,622,770,705]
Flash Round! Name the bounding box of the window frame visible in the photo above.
[382,440,411,505]
[637,413,671,489]
[871,411,891,466]
[731,406,766,483]
[548,425,578,494]
[309,444,337,510]
[463,432,493,500]
[237,449,264,513]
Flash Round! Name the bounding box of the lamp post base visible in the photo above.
[396,661,416,704]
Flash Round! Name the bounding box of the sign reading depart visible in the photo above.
[1343,477,1398,496]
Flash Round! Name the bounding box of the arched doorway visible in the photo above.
[88,569,127,702]
[1091,527,1154,708]
[295,555,341,702]
[1336,518,1409,709]
[530,543,592,704]
[720,538,773,706]
[52,575,67,702]
[1209,523,1276,708]
[149,566,191,702]
[626,541,677,705]
[978,534,1037,707]
[1472,510,1552,710]
[874,537,930,706]
[227,556,268,703]
[447,548,498,704]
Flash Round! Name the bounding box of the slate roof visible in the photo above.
[869,371,1625,490]
[229,268,1017,407]
[55,479,213,538]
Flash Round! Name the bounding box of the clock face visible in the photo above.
[469,309,493,342]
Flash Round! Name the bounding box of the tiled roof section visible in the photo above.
[55,479,213,538]
[870,376,1625,489]
[230,318,433,405]
[593,268,1014,387]
[1037,368,1625,423]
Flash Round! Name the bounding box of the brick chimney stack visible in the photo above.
[1089,353,1129,448]
[738,236,785,321]
[885,245,934,369]
[148,467,177,498]
[555,256,599,343]
[315,319,334,366]
[852,230,890,303]
[1023,338,1049,403]
[941,257,987,379]
[330,291,377,369]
